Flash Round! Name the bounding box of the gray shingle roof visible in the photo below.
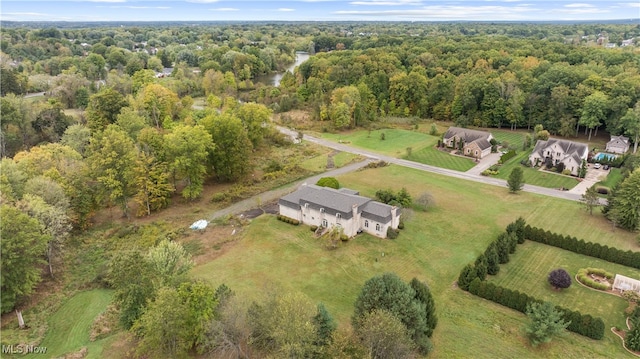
[278,185,396,222]
[533,138,588,160]
[443,127,493,151]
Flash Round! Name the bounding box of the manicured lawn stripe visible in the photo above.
[31,290,113,359]
[489,241,640,330]
[493,151,580,189]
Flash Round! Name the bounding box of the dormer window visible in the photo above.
[304,203,309,209]
[336,213,341,219]
[320,208,325,213]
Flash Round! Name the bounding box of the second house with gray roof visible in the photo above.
[529,138,588,176]
[278,184,401,238]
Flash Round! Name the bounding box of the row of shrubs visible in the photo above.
[458,218,606,340]
[499,150,517,164]
[523,225,640,269]
[468,278,605,340]
[277,215,300,225]
[576,268,614,291]
[481,169,499,176]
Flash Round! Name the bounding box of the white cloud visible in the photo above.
[186,0,220,3]
[618,2,640,7]
[564,3,595,8]
[210,7,239,11]
[334,5,537,19]
[104,5,170,9]
[350,0,423,5]
[278,8,295,12]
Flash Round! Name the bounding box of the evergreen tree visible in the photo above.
[525,301,570,346]
[410,278,438,338]
[496,233,511,264]
[458,264,476,291]
[607,169,640,231]
[507,167,524,193]
[484,242,500,275]
[474,255,488,281]
[352,273,431,354]
[313,303,336,347]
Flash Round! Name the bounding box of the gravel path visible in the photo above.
[206,159,372,221]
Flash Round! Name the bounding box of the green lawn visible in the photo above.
[300,150,361,171]
[490,128,527,149]
[597,168,624,190]
[322,128,476,171]
[27,290,113,359]
[493,151,580,189]
[489,241,640,331]
[192,164,638,358]
[322,129,433,157]
[406,145,476,171]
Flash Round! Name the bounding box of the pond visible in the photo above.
[255,51,310,87]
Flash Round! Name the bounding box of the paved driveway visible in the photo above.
[466,152,501,175]
[568,164,609,195]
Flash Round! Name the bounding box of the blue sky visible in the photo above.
[1,1,639,22]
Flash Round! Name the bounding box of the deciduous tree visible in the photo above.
[200,114,251,182]
[581,185,600,215]
[359,309,415,359]
[0,205,49,313]
[548,269,572,289]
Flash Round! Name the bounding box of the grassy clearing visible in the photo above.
[192,164,637,358]
[321,128,475,171]
[490,128,527,150]
[597,168,624,190]
[406,145,476,171]
[321,129,433,157]
[27,290,113,359]
[492,151,580,189]
[489,241,640,330]
[299,150,361,172]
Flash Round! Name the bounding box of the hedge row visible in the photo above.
[523,225,640,269]
[468,278,605,340]
[458,218,606,340]
[277,215,300,225]
[499,150,517,163]
[576,268,614,291]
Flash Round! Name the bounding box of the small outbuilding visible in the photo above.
[612,274,640,294]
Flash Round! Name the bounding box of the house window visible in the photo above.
[322,219,328,227]
[376,223,380,231]
[320,208,325,213]
[364,220,369,228]
[475,150,478,156]
[336,213,341,219]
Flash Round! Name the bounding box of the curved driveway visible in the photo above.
[278,126,596,204]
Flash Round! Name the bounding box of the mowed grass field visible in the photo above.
[490,241,640,330]
[493,151,580,189]
[192,164,638,358]
[25,290,113,359]
[322,129,476,171]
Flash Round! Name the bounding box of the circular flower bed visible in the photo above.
[576,268,614,291]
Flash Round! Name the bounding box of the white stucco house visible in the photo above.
[605,135,630,154]
[278,184,400,238]
[442,127,494,159]
[529,138,588,176]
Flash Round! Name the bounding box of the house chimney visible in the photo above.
[391,206,399,229]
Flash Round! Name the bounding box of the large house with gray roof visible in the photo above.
[442,127,494,159]
[278,184,400,238]
[529,138,588,176]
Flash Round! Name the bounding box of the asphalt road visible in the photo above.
[207,159,373,222]
[277,126,600,204]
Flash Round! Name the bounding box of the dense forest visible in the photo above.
[1,21,640,358]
